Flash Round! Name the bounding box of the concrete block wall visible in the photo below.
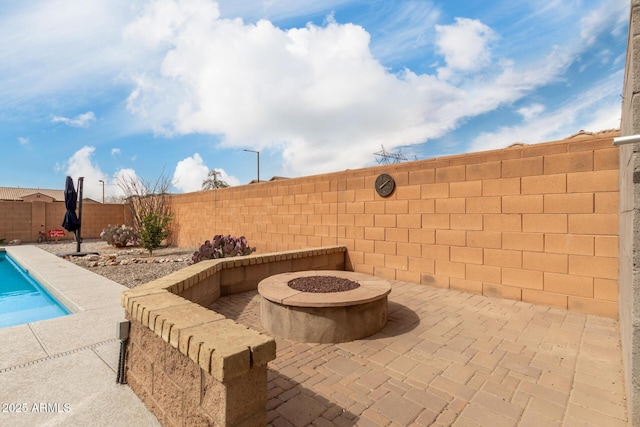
[80,203,128,237]
[43,202,128,240]
[0,201,127,242]
[0,201,33,241]
[170,132,620,318]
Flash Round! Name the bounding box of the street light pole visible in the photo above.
[243,149,260,182]
[98,180,105,203]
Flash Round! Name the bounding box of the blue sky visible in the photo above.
[1,0,628,201]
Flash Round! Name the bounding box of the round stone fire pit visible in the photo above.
[258,271,391,343]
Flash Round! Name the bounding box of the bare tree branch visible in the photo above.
[116,171,172,236]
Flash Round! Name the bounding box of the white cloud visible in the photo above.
[172,153,240,192]
[124,2,466,176]
[64,146,109,201]
[65,146,101,179]
[579,0,628,45]
[18,136,29,145]
[366,2,441,63]
[579,102,622,134]
[517,104,545,121]
[113,168,138,183]
[435,18,497,80]
[0,0,133,108]
[51,111,96,128]
[215,0,356,23]
[7,0,622,182]
[112,167,143,198]
[63,145,140,201]
[123,1,621,178]
[468,70,623,153]
[111,148,121,156]
[214,168,240,187]
[172,153,209,193]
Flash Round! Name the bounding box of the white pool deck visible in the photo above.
[0,246,159,426]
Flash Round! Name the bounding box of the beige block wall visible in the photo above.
[0,201,33,241]
[80,203,128,237]
[0,201,127,242]
[171,132,620,318]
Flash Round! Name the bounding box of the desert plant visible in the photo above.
[117,171,172,238]
[100,224,139,247]
[139,213,171,256]
[190,234,255,264]
[117,171,173,254]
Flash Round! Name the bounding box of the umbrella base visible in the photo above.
[57,252,100,258]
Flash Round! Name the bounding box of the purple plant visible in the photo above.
[190,234,256,264]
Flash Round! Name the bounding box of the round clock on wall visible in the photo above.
[375,173,395,197]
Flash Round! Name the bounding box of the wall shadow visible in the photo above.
[373,300,421,338]
[266,369,358,426]
[209,291,425,425]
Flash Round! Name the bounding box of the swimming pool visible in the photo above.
[0,252,70,328]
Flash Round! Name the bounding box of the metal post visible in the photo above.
[243,149,260,182]
[99,179,105,203]
[76,177,84,253]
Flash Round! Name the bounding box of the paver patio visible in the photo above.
[209,280,627,426]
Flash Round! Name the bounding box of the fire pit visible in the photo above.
[258,270,391,343]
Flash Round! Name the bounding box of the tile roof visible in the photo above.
[0,187,65,201]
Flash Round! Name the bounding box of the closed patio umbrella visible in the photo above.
[62,176,80,233]
[60,176,92,256]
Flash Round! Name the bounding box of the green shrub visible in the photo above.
[139,213,171,256]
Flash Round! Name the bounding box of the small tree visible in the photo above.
[139,213,171,255]
[117,171,172,254]
[202,170,229,190]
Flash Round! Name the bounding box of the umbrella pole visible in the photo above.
[76,177,84,253]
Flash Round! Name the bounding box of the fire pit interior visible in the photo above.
[288,275,360,293]
[258,271,391,343]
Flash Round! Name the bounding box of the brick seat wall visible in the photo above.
[121,246,346,426]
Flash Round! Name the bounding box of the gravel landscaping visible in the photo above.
[34,239,194,288]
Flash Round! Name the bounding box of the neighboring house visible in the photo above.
[0,187,99,203]
[0,187,65,202]
[248,176,290,184]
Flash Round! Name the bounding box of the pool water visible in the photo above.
[0,252,70,328]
